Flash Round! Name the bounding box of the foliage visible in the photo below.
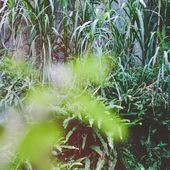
[0,57,38,115]
[0,56,127,170]
[102,53,170,169]
[0,0,170,169]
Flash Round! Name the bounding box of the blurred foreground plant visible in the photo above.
[0,55,128,170]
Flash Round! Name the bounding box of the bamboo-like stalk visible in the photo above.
[156,0,161,47]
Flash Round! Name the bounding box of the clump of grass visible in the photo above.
[0,0,170,169]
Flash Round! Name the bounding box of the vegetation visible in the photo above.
[0,0,170,170]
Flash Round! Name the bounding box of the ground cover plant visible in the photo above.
[0,0,170,170]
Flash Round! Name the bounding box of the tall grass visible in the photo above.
[0,0,170,169]
[1,0,168,65]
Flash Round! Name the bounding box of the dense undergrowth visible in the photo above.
[0,0,170,170]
